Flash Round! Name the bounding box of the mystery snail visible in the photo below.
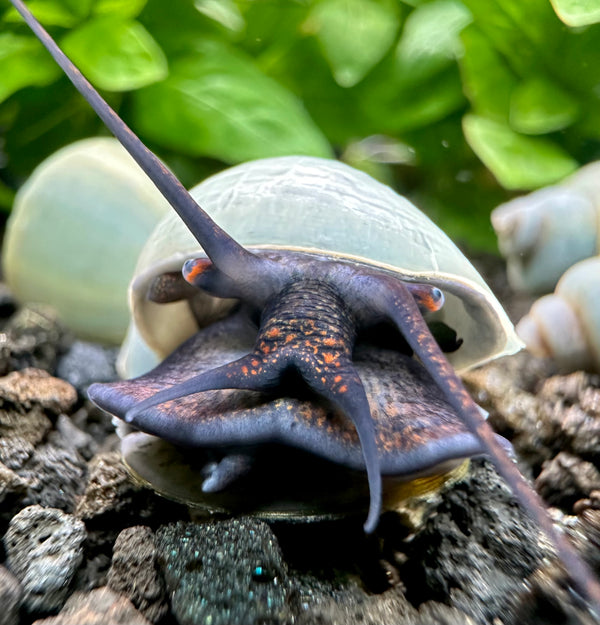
[516,256,600,372]
[9,0,600,609]
[3,137,171,344]
[491,161,600,294]
[491,162,600,372]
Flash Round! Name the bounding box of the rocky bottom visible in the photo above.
[1,279,600,625]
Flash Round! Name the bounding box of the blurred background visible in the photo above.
[1,0,599,252]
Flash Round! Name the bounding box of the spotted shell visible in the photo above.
[120,155,522,377]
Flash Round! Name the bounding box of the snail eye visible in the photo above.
[406,284,445,313]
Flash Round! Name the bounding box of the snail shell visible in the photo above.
[491,162,600,294]
[121,155,522,377]
[2,138,171,344]
[516,256,600,372]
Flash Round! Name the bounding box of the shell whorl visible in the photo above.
[516,256,600,372]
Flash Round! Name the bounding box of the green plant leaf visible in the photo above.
[61,17,167,91]
[463,114,578,189]
[459,24,516,122]
[3,0,94,25]
[194,0,245,32]
[354,0,470,134]
[132,40,332,162]
[92,0,147,19]
[510,77,579,134]
[550,0,600,25]
[0,34,60,103]
[395,0,472,84]
[305,0,400,87]
[460,0,566,77]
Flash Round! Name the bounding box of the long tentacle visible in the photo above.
[301,364,382,533]
[8,0,274,294]
[370,274,600,612]
[125,354,281,423]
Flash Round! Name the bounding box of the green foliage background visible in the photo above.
[1,0,600,251]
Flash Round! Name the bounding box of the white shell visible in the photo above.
[491,161,600,294]
[120,156,522,377]
[516,256,600,372]
[3,138,171,344]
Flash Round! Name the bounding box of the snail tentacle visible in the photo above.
[366,273,600,610]
[7,0,270,289]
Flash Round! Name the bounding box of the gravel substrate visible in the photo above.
[1,272,600,624]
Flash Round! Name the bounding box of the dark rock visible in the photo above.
[31,587,151,625]
[75,452,141,522]
[0,565,23,625]
[49,414,98,461]
[70,405,119,452]
[75,451,188,532]
[415,602,478,625]
[0,404,51,470]
[0,460,28,504]
[294,584,418,625]
[1,306,72,375]
[156,518,293,625]
[3,505,86,614]
[512,563,599,625]
[535,452,600,511]
[400,460,547,625]
[19,444,87,512]
[107,526,167,624]
[56,342,118,395]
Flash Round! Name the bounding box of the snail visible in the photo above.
[3,137,171,344]
[491,161,600,294]
[516,256,600,372]
[9,0,600,609]
[491,162,600,372]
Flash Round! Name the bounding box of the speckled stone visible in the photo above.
[295,584,418,625]
[0,403,52,470]
[75,452,140,521]
[415,602,479,625]
[0,565,23,625]
[0,369,77,414]
[156,518,292,625]
[19,443,87,512]
[0,460,28,504]
[4,505,87,614]
[31,587,151,625]
[1,306,72,375]
[107,526,167,624]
